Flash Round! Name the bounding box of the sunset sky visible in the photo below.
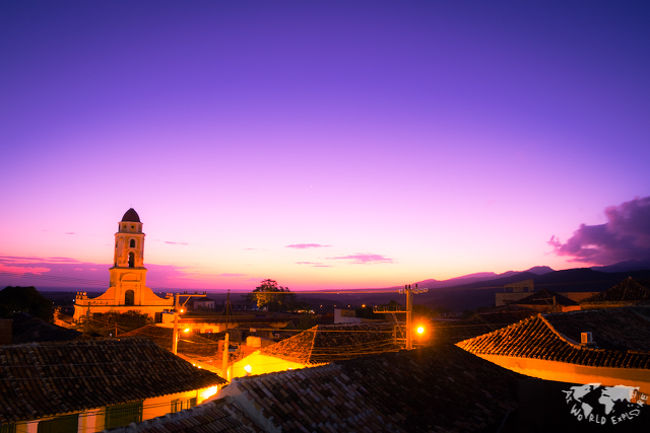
[1,1,649,291]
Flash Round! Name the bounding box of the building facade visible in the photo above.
[73,209,174,322]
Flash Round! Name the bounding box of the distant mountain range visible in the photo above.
[412,261,650,291]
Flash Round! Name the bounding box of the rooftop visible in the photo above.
[260,323,400,364]
[0,338,225,423]
[514,289,578,306]
[225,344,526,433]
[456,307,650,369]
[583,277,650,303]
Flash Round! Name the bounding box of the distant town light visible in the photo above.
[183,327,191,333]
[244,364,252,374]
[180,308,185,313]
[416,325,425,335]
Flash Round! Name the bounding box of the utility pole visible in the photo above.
[221,331,230,380]
[171,291,206,355]
[405,284,413,350]
[373,283,427,350]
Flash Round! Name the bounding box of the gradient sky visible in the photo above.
[1,1,649,291]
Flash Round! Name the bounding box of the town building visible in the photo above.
[73,209,174,322]
[456,307,650,394]
[0,338,226,433]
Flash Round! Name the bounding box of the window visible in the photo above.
[37,414,78,433]
[128,252,134,268]
[105,401,142,430]
[125,290,135,306]
[171,397,197,413]
[130,239,136,248]
[0,423,16,433]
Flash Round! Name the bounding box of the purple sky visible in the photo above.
[1,1,649,291]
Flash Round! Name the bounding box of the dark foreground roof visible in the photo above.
[0,338,226,423]
[260,323,400,364]
[227,345,522,433]
[456,308,650,369]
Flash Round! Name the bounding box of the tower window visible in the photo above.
[128,252,135,268]
[130,239,136,248]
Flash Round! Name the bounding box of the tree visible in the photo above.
[247,279,296,312]
[0,286,53,322]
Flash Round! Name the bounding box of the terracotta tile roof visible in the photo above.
[435,305,537,343]
[226,345,523,433]
[122,325,220,358]
[0,338,226,423]
[514,289,578,306]
[583,277,650,303]
[259,323,400,364]
[106,398,261,433]
[456,308,650,369]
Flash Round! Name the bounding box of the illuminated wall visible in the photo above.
[230,351,308,379]
[475,354,650,395]
[7,384,222,433]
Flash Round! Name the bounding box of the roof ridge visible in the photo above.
[539,314,611,354]
[456,313,539,347]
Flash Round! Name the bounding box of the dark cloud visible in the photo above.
[328,253,393,264]
[550,196,650,264]
[286,243,331,249]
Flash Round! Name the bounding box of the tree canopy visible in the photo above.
[0,286,54,322]
[247,279,297,312]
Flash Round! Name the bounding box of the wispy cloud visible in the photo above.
[65,232,76,235]
[218,273,247,277]
[0,264,51,275]
[328,253,393,264]
[296,261,332,268]
[550,196,650,264]
[0,256,80,264]
[286,243,331,249]
[164,241,189,246]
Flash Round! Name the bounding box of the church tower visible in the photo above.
[73,208,173,322]
[109,208,147,306]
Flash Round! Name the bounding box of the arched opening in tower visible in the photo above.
[125,290,135,306]
[130,239,136,248]
[128,252,135,268]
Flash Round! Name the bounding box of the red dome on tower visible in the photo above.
[121,208,141,223]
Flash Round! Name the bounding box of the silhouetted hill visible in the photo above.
[591,260,650,273]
